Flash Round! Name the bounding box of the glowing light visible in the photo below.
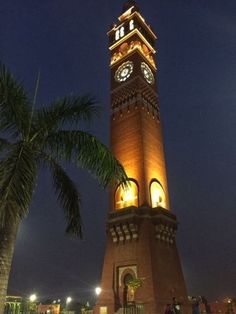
[66,297,72,304]
[116,187,137,205]
[123,188,134,202]
[115,30,120,41]
[118,187,137,204]
[120,26,125,37]
[29,294,37,302]
[95,287,102,296]
[110,40,156,69]
[115,181,138,209]
[129,19,134,30]
[152,189,162,206]
[150,181,165,208]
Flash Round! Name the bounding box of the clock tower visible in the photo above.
[94,2,190,314]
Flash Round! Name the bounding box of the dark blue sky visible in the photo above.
[1,0,236,303]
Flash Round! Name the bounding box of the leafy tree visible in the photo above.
[0,64,127,314]
[127,278,143,290]
[126,278,143,304]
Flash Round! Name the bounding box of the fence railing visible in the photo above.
[124,303,144,314]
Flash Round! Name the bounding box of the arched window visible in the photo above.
[115,179,139,210]
[115,29,120,41]
[150,180,166,208]
[129,19,134,30]
[120,26,125,37]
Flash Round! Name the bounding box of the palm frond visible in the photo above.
[44,130,128,188]
[0,137,11,153]
[0,142,37,226]
[0,63,31,137]
[40,152,82,237]
[32,96,99,141]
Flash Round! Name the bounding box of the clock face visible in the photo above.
[141,62,154,84]
[115,61,134,82]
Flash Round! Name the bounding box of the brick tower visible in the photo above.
[94,2,190,314]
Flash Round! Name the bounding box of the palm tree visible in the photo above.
[0,64,127,314]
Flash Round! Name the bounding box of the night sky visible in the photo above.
[1,0,236,304]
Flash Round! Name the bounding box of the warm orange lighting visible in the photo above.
[111,40,156,69]
[119,6,134,22]
[150,181,165,208]
[115,181,138,209]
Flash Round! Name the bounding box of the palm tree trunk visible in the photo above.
[0,220,19,314]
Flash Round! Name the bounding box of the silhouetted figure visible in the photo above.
[192,297,200,314]
[201,296,211,314]
[165,304,175,314]
[172,297,182,314]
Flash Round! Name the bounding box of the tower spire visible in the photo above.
[122,0,139,13]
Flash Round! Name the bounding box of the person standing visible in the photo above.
[191,297,200,314]
[172,297,182,314]
[165,304,174,314]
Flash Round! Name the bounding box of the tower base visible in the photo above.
[94,207,191,314]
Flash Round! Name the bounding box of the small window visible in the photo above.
[115,29,120,41]
[100,307,107,314]
[129,19,134,30]
[120,26,125,37]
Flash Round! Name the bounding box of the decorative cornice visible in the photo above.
[110,40,156,69]
[109,29,156,54]
[107,206,177,245]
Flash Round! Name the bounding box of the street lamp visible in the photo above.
[66,297,72,304]
[28,294,37,314]
[65,297,72,314]
[29,294,37,302]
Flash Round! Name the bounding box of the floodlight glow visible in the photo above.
[66,297,72,304]
[29,294,37,302]
[95,287,102,296]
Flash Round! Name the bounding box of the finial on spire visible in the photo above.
[122,0,139,13]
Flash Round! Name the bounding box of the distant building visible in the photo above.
[4,295,39,314]
[4,296,22,314]
[37,303,60,314]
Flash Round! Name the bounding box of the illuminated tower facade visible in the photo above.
[94,2,190,314]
